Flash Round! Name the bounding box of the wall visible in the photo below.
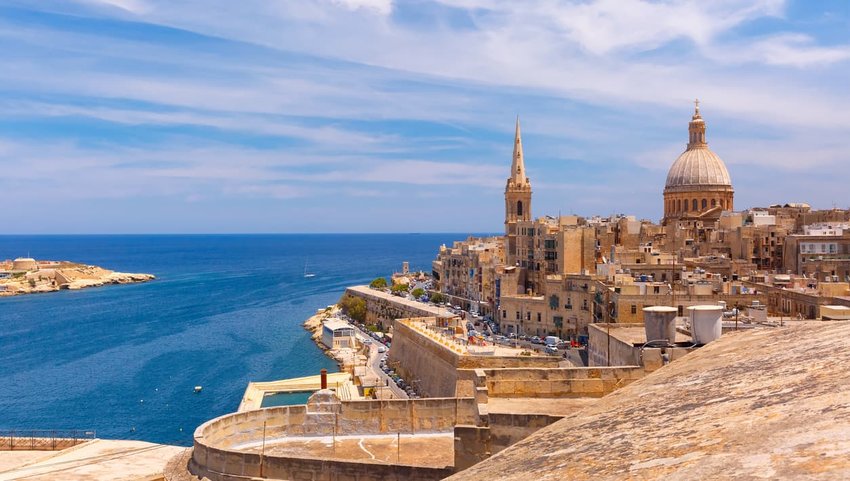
[389,320,561,398]
[473,366,645,399]
[192,396,477,481]
[344,286,453,329]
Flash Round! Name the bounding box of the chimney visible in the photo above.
[320,369,328,389]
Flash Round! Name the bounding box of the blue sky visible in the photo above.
[0,0,848,233]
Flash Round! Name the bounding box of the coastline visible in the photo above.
[0,262,154,297]
[302,304,360,370]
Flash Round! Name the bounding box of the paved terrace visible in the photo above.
[0,439,182,481]
[450,321,850,481]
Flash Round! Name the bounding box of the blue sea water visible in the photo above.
[0,234,467,446]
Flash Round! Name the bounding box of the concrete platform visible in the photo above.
[0,439,184,481]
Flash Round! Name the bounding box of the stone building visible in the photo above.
[663,101,734,224]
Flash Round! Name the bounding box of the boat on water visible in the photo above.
[303,260,316,278]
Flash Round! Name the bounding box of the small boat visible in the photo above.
[194,386,203,393]
[304,261,316,278]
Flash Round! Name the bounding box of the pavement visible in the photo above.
[0,439,183,481]
[349,322,409,399]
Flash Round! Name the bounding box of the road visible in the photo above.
[348,321,408,399]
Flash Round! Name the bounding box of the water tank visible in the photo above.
[688,305,723,344]
[643,306,677,345]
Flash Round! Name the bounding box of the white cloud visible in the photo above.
[331,0,392,16]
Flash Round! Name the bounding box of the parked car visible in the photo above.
[545,345,559,355]
[377,345,387,353]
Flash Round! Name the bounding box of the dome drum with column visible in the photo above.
[663,101,733,223]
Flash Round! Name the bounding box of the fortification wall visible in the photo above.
[388,320,461,398]
[473,366,646,399]
[344,286,452,328]
[192,397,477,481]
[389,320,563,398]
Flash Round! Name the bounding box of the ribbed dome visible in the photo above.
[665,147,731,189]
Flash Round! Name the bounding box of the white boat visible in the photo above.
[194,386,203,393]
[304,261,316,278]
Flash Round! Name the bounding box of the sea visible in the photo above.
[0,234,470,446]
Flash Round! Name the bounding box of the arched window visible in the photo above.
[677,199,681,212]
[702,199,707,209]
[517,200,523,217]
[711,199,716,207]
[692,199,698,211]
[684,199,689,212]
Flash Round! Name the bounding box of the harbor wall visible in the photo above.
[344,285,453,329]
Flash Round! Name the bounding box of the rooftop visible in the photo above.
[450,321,850,480]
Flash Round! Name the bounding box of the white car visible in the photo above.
[377,345,388,353]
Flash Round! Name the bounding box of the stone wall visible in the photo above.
[344,286,453,329]
[469,366,646,399]
[388,319,561,398]
[191,395,477,481]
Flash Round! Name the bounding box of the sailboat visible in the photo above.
[303,260,316,278]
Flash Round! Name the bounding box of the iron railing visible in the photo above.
[0,430,96,451]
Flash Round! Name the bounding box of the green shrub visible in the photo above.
[369,277,388,289]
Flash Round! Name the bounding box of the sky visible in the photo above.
[0,0,848,234]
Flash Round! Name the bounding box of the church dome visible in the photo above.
[664,102,732,192]
[665,148,731,190]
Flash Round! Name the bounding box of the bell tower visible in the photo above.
[505,116,532,266]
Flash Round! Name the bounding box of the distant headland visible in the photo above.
[0,257,154,296]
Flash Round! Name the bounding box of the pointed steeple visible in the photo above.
[687,98,707,149]
[511,116,527,184]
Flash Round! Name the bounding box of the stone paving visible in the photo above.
[0,439,183,481]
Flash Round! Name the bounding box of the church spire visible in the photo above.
[511,116,527,184]
[687,98,707,150]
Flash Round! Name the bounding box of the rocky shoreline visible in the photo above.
[0,261,155,297]
[302,304,361,369]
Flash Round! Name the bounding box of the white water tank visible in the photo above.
[643,306,677,344]
[688,305,723,344]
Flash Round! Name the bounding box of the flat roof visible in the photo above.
[323,319,354,331]
[590,323,692,345]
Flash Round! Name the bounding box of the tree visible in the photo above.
[369,277,388,289]
[339,295,367,322]
[391,283,408,295]
[411,288,425,298]
[430,292,446,304]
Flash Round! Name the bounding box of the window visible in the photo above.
[516,311,520,320]
[582,299,588,311]
[536,312,541,322]
[702,199,707,209]
[517,200,523,217]
[684,199,689,212]
[692,199,698,211]
[526,312,531,321]
[711,199,716,207]
[502,310,507,319]
[631,304,637,315]
[549,295,559,310]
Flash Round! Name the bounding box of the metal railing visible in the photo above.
[0,430,96,451]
